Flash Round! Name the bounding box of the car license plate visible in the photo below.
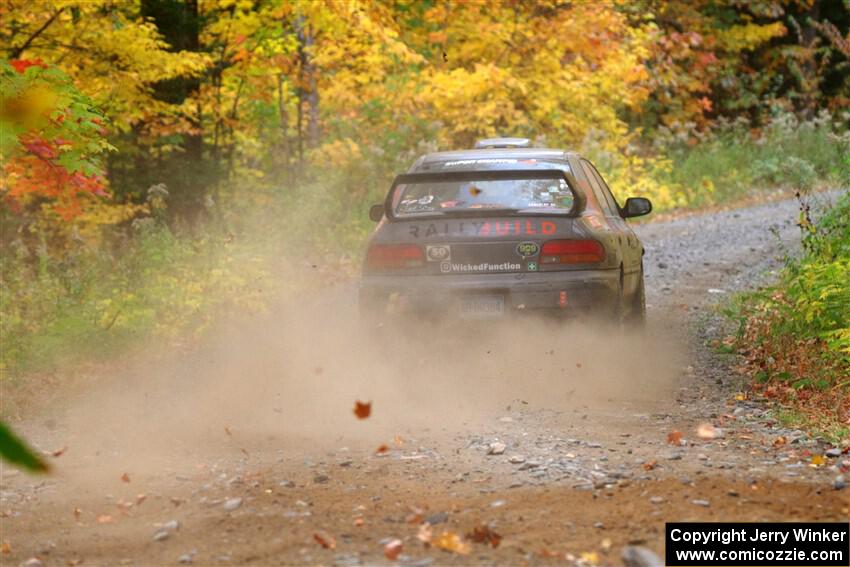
[458,295,504,318]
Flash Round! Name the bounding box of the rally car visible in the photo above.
[359,137,652,323]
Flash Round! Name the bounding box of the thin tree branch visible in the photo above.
[9,8,65,59]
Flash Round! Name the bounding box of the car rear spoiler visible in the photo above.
[384,169,584,221]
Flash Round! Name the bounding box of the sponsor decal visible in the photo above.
[440,261,521,273]
[426,244,450,262]
[516,241,539,258]
[408,220,557,239]
[526,261,538,271]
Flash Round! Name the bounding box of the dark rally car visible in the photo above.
[359,138,652,323]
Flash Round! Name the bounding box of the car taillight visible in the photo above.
[541,239,605,264]
[366,244,424,270]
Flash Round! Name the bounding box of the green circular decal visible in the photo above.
[516,241,539,258]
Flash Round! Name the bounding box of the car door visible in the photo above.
[580,160,643,295]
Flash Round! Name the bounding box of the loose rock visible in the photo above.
[622,545,663,567]
[488,442,506,455]
[223,497,243,511]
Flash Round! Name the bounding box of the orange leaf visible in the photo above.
[433,531,470,555]
[313,531,336,549]
[375,444,389,455]
[120,473,130,483]
[467,524,502,548]
[353,517,365,527]
[1,542,11,554]
[384,538,403,560]
[96,514,114,524]
[642,460,657,471]
[667,431,683,445]
[353,400,371,420]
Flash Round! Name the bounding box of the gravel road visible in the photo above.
[3,191,848,566]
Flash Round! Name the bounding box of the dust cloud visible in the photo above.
[37,274,684,489]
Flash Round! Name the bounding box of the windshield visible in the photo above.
[391,177,576,218]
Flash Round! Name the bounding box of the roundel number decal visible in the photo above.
[516,241,539,258]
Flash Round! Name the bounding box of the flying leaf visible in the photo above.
[696,423,722,439]
[353,401,371,420]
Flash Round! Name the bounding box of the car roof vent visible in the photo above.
[473,137,532,149]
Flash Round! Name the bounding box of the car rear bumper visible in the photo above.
[359,269,620,317]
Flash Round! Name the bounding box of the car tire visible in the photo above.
[626,267,647,328]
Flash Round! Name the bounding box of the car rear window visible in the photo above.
[391,177,576,218]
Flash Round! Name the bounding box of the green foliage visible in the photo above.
[735,190,850,389]
[0,217,272,380]
[656,111,849,208]
[0,421,48,473]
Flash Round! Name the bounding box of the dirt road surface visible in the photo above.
[3,192,849,566]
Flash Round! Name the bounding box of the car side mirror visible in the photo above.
[621,197,652,218]
[369,204,385,222]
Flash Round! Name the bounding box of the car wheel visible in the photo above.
[625,267,647,328]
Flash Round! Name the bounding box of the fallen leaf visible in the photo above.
[417,522,433,544]
[394,435,404,447]
[581,550,600,564]
[120,473,130,483]
[773,436,787,447]
[52,446,68,458]
[384,538,403,560]
[467,524,501,548]
[224,426,232,436]
[73,507,81,521]
[576,362,582,368]
[0,542,10,554]
[432,531,470,555]
[469,186,482,197]
[375,444,389,455]
[811,455,826,467]
[96,514,114,524]
[313,531,336,549]
[667,431,683,445]
[734,392,746,401]
[135,494,147,506]
[353,517,365,527]
[353,400,371,420]
[601,537,613,551]
[170,497,184,507]
[642,460,657,471]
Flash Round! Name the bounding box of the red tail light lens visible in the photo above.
[366,244,424,270]
[541,240,605,264]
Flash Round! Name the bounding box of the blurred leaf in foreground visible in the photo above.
[0,421,49,473]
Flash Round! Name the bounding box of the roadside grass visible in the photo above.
[773,407,850,445]
[727,190,850,440]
